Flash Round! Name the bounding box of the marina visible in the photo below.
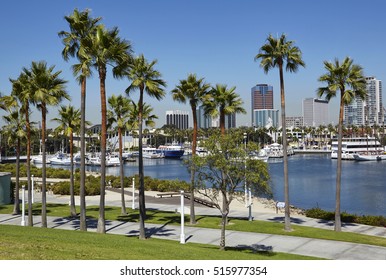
[41,153,386,217]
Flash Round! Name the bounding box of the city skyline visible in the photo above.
[1,0,386,129]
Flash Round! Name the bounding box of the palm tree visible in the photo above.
[108,94,132,215]
[59,8,101,231]
[9,71,35,226]
[52,105,83,217]
[171,73,211,224]
[123,54,166,239]
[2,108,26,215]
[204,84,246,136]
[317,57,366,231]
[88,25,132,234]
[255,33,305,231]
[30,61,69,228]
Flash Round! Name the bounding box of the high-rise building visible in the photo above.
[344,76,383,126]
[302,98,329,127]
[196,106,236,129]
[253,109,279,128]
[251,84,274,127]
[286,116,304,128]
[166,110,189,130]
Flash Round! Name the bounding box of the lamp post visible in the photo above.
[180,190,185,244]
[131,177,135,210]
[21,185,25,226]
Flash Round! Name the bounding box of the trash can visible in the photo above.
[0,172,12,205]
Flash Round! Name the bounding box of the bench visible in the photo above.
[156,192,181,198]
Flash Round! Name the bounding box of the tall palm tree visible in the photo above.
[317,57,366,231]
[9,71,35,226]
[30,61,69,228]
[59,8,101,231]
[88,25,132,234]
[2,108,27,215]
[255,33,305,231]
[52,105,83,217]
[124,54,166,239]
[107,94,132,215]
[171,73,211,224]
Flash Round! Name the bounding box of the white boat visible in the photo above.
[331,137,384,160]
[49,152,71,166]
[353,152,386,161]
[88,154,121,167]
[249,149,269,162]
[142,147,163,159]
[31,154,53,164]
[263,143,284,158]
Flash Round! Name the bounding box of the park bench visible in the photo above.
[156,192,181,198]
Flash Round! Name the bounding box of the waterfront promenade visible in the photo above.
[1,189,385,260]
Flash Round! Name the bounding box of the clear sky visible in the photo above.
[1,0,386,128]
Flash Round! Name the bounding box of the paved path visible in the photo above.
[1,190,386,260]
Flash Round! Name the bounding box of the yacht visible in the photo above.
[142,147,163,159]
[157,143,185,159]
[331,137,384,160]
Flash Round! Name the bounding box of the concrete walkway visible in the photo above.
[1,190,385,260]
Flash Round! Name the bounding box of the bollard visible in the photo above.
[180,190,185,244]
[131,177,135,210]
[21,185,25,226]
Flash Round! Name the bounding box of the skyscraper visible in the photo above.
[302,98,329,127]
[166,110,189,130]
[344,76,383,126]
[196,105,236,129]
[251,84,274,127]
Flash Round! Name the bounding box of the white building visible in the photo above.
[303,98,329,127]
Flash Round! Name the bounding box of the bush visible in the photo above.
[305,207,386,227]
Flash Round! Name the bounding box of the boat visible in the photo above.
[249,149,269,162]
[263,143,284,158]
[157,143,185,159]
[142,147,163,159]
[353,152,386,161]
[31,154,53,164]
[331,137,384,160]
[49,152,71,166]
[88,153,120,166]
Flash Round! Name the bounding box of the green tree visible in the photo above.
[52,105,84,217]
[30,61,69,228]
[204,84,245,136]
[171,73,211,224]
[123,54,166,239]
[2,107,27,214]
[87,25,132,234]
[59,8,101,231]
[255,33,305,231]
[9,72,35,226]
[193,131,271,250]
[317,57,366,231]
[108,94,132,215]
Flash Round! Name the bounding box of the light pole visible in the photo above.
[21,185,25,226]
[131,177,135,210]
[244,132,253,221]
[180,190,185,244]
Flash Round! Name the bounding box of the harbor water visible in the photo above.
[55,154,386,217]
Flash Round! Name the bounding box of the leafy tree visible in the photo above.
[30,61,69,227]
[317,57,366,231]
[192,131,271,250]
[171,73,211,224]
[255,33,305,231]
[123,54,166,239]
[59,8,101,231]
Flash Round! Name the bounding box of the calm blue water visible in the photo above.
[55,154,386,217]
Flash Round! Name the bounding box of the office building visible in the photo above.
[286,116,304,128]
[166,110,189,130]
[344,76,383,126]
[196,106,236,129]
[253,109,279,129]
[251,84,273,125]
[303,98,329,127]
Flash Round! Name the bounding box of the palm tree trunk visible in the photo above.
[119,127,127,215]
[279,65,291,231]
[79,77,87,231]
[69,132,76,217]
[335,97,344,232]
[12,139,21,215]
[26,105,33,227]
[41,104,47,228]
[97,69,107,234]
[190,107,198,224]
[219,190,228,250]
[138,90,146,239]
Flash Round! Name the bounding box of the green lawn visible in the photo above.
[0,225,317,260]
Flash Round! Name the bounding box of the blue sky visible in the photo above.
[1,0,386,128]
